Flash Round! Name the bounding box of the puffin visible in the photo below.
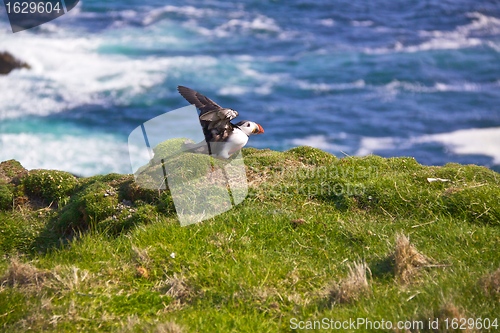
[177,86,264,159]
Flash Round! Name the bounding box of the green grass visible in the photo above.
[0,148,499,332]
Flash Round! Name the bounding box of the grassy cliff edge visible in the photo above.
[1,147,499,332]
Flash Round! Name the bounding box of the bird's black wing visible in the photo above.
[177,85,222,114]
[177,86,238,155]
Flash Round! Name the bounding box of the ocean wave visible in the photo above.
[297,79,366,92]
[187,14,292,40]
[351,20,374,27]
[417,127,500,165]
[217,85,273,96]
[364,12,500,54]
[364,37,482,55]
[319,19,335,27]
[356,137,397,157]
[420,12,500,39]
[378,80,493,95]
[291,135,348,152]
[142,5,219,26]
[0,132,135,176]
[296,78,494,95]
[357,127,500,165]
[0,29,220,119]
[216,62,287,96]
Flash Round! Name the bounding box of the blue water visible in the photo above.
[1,0,499,175]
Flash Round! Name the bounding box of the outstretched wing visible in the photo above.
[177,86,238,144]
[177,85,222,114]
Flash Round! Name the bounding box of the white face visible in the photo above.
[238,121,264,136]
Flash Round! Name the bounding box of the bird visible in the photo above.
[177,86,264,159]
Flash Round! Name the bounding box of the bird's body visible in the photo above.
[177,86,264,158]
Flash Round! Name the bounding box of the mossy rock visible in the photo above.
[23,170,78,204]
[0,159,27,184]
[286,146,337,165]
[99,204,158,236]
[243,148,287,167]
[58,182,119,234]
[151,138,188,164]
[137,138,230,189]
[0,184,13,210]
[116,177,158,204]
[444,185,500,225]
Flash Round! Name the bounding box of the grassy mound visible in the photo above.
[0,148,499,332]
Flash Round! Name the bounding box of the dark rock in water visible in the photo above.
[0,51,31,75]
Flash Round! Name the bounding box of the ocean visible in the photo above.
[1,0,499,176]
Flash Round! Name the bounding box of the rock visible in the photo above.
[0,51,31,75]
[0,160,27,185]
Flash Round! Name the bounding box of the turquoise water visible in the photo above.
[1,0,499,175]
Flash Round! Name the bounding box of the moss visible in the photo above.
[136,138,223,188]
[0,160,26,184]
[243,148,287,167]
[286,146,337,165]
[116,176,158,204]
[99,204,158,236]
[57,182,119,234]
[0,184,13,210]
[151,138,188,164]
[444,185,500,225]
[23,170,78,204]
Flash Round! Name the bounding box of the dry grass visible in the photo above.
[1,258,52,288]
[131,245,152,279]
[156,273,194,302]
[154,321,185,333]
[131,245,151,265]
[479,267,500,299]
[290,218,306,228]
[119,317,185,333]
[51,266,90,291]
[393,233,432,284]
[327,261,370,304]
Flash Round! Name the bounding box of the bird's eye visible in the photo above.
[247,123,250,127]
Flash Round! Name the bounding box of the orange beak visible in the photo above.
[256,123,264,134]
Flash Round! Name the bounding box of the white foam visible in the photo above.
[219,15,281,34]
[357,127,500,165]
[365,12,500,54]
[218,85,249,96]
[0,132,138,176]
[356,137,397,156]
[418,127,500,164]
[0,27,218,119]
[297,79,366,92]
[218,62,287,96]
[351,20,374,27]
[291,135,345,152]
[319,19,335,27]
[142,5,218,26]
[378,80,489,96]
[190,14,286,39]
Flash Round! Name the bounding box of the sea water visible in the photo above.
[1,0,499,175]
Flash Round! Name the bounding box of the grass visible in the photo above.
[0,147,499,332]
